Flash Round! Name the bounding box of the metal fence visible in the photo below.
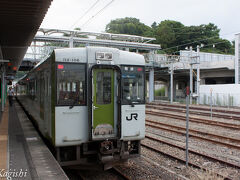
[154,92,240,108]
[180,50,234,62]
[199,92,240,107]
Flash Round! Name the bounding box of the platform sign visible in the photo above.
[186,86,190,95]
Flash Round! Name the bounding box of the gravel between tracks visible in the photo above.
[141,146,229,180]
[115,157,181,180]
[145,105,240,179]
[143,133,240,179]
[146,126,240,166]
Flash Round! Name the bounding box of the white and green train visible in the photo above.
[17,46,145,169]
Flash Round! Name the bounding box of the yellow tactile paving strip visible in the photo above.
[0,101,9,176]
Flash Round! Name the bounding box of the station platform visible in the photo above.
[0,99,68,180]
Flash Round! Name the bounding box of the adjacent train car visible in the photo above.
[17,46,145,169]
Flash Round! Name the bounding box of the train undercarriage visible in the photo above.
[56,139,141,170]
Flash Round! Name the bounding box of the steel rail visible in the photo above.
[146,110,240,130]
[147,104,240,121]
[146,120,240,150]
[141,143,232,180]
[148,103,240,120]
[146,119,240,144]
[145,135,240,169]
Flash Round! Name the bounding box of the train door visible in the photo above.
[92,69,116,139]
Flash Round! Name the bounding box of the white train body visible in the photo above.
[17,47,145,169]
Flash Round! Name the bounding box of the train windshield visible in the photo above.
[57,63,86,106]
[121,66,145,104]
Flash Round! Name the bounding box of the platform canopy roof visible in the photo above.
[0,0,53,75]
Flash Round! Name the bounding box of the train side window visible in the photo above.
[72,82,76,92]
[67,82,71,92]
[56,63,86,106]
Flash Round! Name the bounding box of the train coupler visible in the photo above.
[100,139,118,154]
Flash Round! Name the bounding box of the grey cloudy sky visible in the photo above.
[40,0,240,41]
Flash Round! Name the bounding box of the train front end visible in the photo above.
[55,47,145,169]
[88,48,145,168]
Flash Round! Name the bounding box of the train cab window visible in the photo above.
[57,63,86,106]
[121,66,145,104]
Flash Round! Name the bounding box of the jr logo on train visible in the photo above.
[126,113,138,121]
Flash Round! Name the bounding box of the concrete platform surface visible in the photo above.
[0,101,68,180]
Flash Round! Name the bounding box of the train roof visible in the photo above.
[23,47,145,80]
[54,46,145,66]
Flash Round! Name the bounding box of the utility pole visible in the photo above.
[149,67,154,102]
[196,46,200,104]
[185,86,190,166]
[69,34,74,48]
[189,46,193,104]
[170,61,173,103]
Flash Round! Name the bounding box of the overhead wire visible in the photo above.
[170,38,234,55]
[69,0,101,30]
[80,0,115,29]
[161,36,218,52]
[160,30,240,53]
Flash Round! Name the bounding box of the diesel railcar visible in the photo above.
[17,46,145,169]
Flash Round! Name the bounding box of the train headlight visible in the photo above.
[96,52,113,61]
[96,52,104,59]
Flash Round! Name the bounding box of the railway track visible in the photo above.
[145,134,240,169]
[145,102,240,179]
[147,103,240,121]
[141,137,235,180]
[146,110,240,130]
[146,119,240,150]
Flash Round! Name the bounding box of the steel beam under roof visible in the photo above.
[0,0,53,75]
[38,28,156,43]
[34,35,161,51]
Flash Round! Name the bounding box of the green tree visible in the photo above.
[154,20,185,53]
[154,21,233,54]
[105,17,152,37]
[104,18,234,55]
